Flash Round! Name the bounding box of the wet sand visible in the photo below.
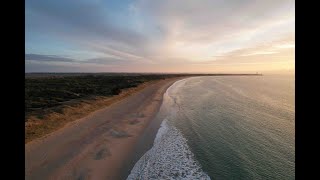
[25,77,184,180]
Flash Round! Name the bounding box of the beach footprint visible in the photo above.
[75,168,92,180]
[129,119,140,125]
[109,129,132,138]
[93,146,111,160]
[130,112,145,118]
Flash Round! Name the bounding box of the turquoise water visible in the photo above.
[128,75,295,180]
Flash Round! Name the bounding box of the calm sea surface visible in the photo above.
[128,75,295,180]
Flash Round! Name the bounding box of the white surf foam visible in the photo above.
[127,119,211,180]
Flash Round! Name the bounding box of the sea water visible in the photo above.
[127,75,295,180]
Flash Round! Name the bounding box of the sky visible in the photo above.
[25,0,295,73]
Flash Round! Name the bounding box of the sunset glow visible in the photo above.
[26,0,295,73]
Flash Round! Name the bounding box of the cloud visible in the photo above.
[133,0,294,42]
[25,0,295,72]
[185,36,295,66]
[274,43,295,49]
[240,51,278,56]
[26,0,149,54]
[81,57,134,65]
[25,61,117,73]
[25,53,138,68]
[124,0,295,63]
[25,54,75,62]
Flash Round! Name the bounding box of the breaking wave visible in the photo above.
[127,119,210,180]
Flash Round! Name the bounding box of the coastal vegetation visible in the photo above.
[26,74,181,120]
[25,73,186,142]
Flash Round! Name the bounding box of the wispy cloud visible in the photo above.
[25,54,75,62]
[274,43,295,49]
[25,0,295,73]
[25,53,137,66]
[81,57,134,65]
[26,0,147,46]
[240,51,278,56]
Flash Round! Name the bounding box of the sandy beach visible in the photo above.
[25,77,184,180]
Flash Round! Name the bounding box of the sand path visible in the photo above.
[25,77,182,180]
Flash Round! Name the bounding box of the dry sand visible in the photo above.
[25,77,184,180]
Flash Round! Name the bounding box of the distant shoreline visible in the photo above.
[25,72,263,78]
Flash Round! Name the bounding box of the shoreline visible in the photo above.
[25,77,186,180]
[26,78,169,144]
[120,77,188,178]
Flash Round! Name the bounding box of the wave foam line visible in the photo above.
[127,120,211,180]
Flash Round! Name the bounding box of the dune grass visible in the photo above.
[25,74,184,143]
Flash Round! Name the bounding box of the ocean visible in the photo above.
[127,75,295,179]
